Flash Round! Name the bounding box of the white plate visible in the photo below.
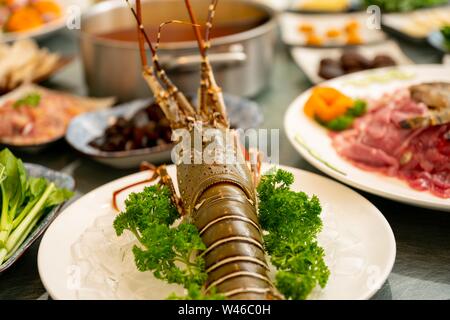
[291,40,414,84]
[38,164,396,300]
[280,12,386,47]
[428,30,450,54]
[253,0,291,11]
[0,0,92,43]
[382,6,450,40]
[284,64,450,212]
[0,84,114,151]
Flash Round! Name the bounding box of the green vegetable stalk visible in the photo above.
[0,149,73,265]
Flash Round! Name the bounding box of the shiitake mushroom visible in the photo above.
[89,102,172,152]
[318,58,345,80]
[371,54,397,68]
[318,51,397,80]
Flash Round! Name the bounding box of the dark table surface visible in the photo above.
[0,28,449,300]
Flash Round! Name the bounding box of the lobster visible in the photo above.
[117,0,281,300]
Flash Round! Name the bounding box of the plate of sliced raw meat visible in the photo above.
[285,65,450,211]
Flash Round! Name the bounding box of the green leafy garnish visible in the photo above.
[364,0,448,12]
[168,284,226,300]
[441,26,450,49]
[321,99,367,131]
[347,99,367,117]
[13,92,41,109]
[0,148,73,265]
[257,169,330,300]
[113,185,224,299]
[325,115,354,131]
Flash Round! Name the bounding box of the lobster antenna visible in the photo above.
[125,0,156,56]
[184,0,228,127]
[125,0,196,122]
[136,0,147,67]
[203,0,229,127]
[204,0,219,51]
[184,0,206,58]
[184,0,209,116]
[154,20,201,52]
[129,0,180,124]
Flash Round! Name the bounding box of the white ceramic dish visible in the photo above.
[284,64,450,212]
[382,6,450,41]
[254,0,291,11]
[0,84,114,152]
[280,12,386,47]
[0,1,93,43]
[428,30,450,54]
[38,164,396,300]
[0,163,75,273]
[291,40,414,84]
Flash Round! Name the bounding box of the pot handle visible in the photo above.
[162,51,247,71]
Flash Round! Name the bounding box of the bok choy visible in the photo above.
[0,148,73,266]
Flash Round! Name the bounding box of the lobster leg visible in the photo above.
[157,165,185,216]
[112,164,184,216]
[248,148,263,186]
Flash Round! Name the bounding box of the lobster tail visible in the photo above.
[194,183,275,299]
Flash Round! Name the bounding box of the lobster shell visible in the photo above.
[176,128,278,299]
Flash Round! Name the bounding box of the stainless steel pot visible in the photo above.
[79,0,277,102]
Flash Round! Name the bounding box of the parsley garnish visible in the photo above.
[13,92,41,109]
[113,185,224,300]
[258,169,330,300]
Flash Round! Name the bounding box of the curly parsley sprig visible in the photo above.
[113,185,219,298]
[257,169,330,300]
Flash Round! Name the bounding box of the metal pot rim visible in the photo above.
[78,0,277,51]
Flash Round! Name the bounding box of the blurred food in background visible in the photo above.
[281,12,386,47]
[382,6,450,39]
[293,0,352,12]
[331,83,450,198]
[0,85,114,147]
[89,102,172,152]
[363,0,449,12]
[0,39,70,93]
[303,86,367,131]
[442,25,450,49]
[290,40,412,84]
[0,0,62,33]
[299,19,362,46]
[319,49,397,79]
